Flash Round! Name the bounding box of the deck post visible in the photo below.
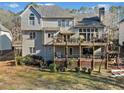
[91,44,95,70]
[65,35,68,68]
[105,45,108,69]
[91,37,95,70]
[79,37,82,69]
[117,46,120,68]
[53,37,55,64]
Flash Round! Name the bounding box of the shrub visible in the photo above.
[63,67,67,72]
[75,67,80,73]
[56,64,60,72]
[24,55,44,67]
[87,68,92,74]
[68,58,75,66]
[56,65,67,72]
[82,67,87,73]
[23,56,32,62]
[15,56,25,65]
[49,63,57,72]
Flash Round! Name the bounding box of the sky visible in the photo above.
[0,2,124,13]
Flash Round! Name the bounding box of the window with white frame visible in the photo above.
[79,28,99,41]
[66,20,69,27]
[58,19,70,27]
[29,13,35,25]
[29,47,36,54]
[29,32,36,39]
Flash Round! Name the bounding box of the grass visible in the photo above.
[0,61,124,90]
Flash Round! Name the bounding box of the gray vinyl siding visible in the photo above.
[22,31,43,56]
[21,7,42,30]
[42,18,74,28]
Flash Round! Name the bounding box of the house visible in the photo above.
[20,4,107,65]
[119,19,124,46]
[0,23,12,53]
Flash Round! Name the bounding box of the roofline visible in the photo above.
[20,4,74,19]
[74,25,105,28]
[19,4,41,17]
[42,16,74,19]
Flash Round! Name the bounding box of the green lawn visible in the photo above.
[0,62,124,90]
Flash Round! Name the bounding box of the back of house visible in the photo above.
[20,4,106,62]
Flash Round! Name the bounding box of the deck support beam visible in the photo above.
[105,45,108,69]
[53,37,55,64]
[79,38,82,69]
[65,35,68,68]
[91,40,95,70]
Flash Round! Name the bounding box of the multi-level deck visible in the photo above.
[52,32,108,70]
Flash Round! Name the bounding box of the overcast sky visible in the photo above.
[0,2,124,13]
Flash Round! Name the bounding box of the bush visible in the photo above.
[87,68,92,74]
[56,64,60,72]
[56,64,67,72]
[24,55,44,67]
[15,56,25,65]
[82,67,87,73]
[49,63,57,72]
[75,67,80,73]
[23,56,32,62]
[68,58,75,66]
[63,67,67,72]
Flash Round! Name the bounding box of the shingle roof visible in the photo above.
[75,16,105,27]
[33,5,74,18]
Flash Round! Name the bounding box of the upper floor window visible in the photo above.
[29,13,35,25]
[58,19,70,27]
[66,20,69,27]
[29,32,36,39]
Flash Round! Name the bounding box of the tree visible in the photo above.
[79,6,88,13]
[109,6,118,13]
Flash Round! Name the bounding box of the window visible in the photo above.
[29,13,35,25]
[66,20,69,26]
[87,29,90,32]
[58,20,61,26]
[29,47,36,54]
[62,20,65,27]
[58,19,70,27]
[69,48,73,55]
[79,28,82,32]
[48,33,54,38]
[83,28,86,32]
[95,28,98,32]
[29,32,36,39]
[91,28,94,32]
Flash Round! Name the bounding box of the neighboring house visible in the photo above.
[20,4,106,61]
[0,23,12,52]
[119,19,124,46]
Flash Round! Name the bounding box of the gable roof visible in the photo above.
[20,4,74,18]
[34,5,74,18]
